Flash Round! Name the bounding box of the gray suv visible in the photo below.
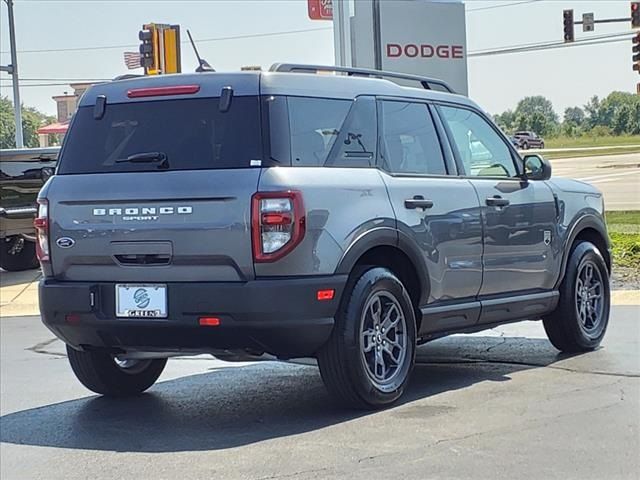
[37,65,611,409]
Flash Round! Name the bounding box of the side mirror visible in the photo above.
[523,154,552,181]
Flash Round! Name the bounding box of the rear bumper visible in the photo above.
[39,275,347,358]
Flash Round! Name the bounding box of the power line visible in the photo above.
[0,26,333,55]
[0,82,81,87]
[467,0,542,13]
[0,77,111,82]
[470,31,634,54]
[469,32,635,57]
[2,33,634,89]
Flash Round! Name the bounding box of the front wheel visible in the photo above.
[318,267,416,409]
[543,241,610,352]
[67,345,167,396]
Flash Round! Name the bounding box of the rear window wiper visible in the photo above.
[115,152,169,169]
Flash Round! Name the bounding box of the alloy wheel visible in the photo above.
[360,291,408,392]
[575,260,604,337]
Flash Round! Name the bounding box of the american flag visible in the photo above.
[123,51,142,70]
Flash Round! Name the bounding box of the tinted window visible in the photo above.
[380,101,446,175]
[58,96,262,174]
[288,97,351,166]
[439,105,517,178]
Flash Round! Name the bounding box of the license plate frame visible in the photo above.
[115,284,167,318]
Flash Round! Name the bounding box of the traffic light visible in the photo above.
[162,25,181,74]
[138,24,181,75]
[633,2,640,29]
[563,9,574,43]
[633,32,640,73]
[139,25,159,74]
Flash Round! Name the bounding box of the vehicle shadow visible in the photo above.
[0,268,40,288]
[0,335,577,453]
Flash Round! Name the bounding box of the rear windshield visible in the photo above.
[58,96,262,174]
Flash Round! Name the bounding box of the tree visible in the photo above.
[494,109,517,132]
[563,106,585,127]
[0,96,55,148]
[583,92,640,135]
[513,96,559,136]
[583,95,600,129]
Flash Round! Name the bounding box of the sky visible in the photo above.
[0,0,637,118]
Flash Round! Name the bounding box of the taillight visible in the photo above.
[34,198,49,263]
[252,191,305,262]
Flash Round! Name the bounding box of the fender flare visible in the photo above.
[335,227,430,306]
[555,214,611,289]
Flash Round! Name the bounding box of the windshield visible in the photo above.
[58,96,262,174]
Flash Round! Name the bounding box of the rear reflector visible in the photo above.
[317,289,335,301]
[65,314,81,324]
[127,85,200,98]
[199,317,221,327]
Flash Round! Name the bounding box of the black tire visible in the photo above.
[540,142,545,149]
[67,345,167,396]
[0,237,39,272]
[522,142,529,150]
[543,241,610,352]
[317,267,417,409]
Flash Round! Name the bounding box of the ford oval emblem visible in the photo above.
[56,237,75,249]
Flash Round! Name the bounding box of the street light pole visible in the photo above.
[4,0,24,147]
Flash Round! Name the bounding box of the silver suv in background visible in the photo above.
[37,65,611,409]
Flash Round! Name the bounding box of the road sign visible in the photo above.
[308,0,332,20]
[583,12,594,32]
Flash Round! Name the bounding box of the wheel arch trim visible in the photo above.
[335,227,430,306]
[555,214,611,289]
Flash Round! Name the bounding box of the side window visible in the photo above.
[287,97,351,166]
[379,101,447,175]
[440,105,517,177]
[326,96,377,167]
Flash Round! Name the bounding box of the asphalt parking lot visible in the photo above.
[1,302,638,479]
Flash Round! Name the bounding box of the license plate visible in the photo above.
[116,284,167,318]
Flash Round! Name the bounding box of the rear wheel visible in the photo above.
[67,345,167,396]
[0,237,39,271]
[318,267,416,409]
[543,241,610,352]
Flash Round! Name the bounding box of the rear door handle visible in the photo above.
[404,195,434,210]
[486,196,510,207]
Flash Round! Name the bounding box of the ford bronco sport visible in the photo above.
[37,64,611,409]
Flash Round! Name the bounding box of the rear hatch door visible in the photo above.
[48,78,262,282]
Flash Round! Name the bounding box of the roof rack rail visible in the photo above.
[269,63,455,94]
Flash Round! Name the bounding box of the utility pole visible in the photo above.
[1,0,24,147]
[332,0,352,67]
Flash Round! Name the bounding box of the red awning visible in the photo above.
[37,121,69,135]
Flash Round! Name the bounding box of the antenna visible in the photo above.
[186,29,215,72]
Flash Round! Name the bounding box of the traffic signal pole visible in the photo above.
[1,0,24,147]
